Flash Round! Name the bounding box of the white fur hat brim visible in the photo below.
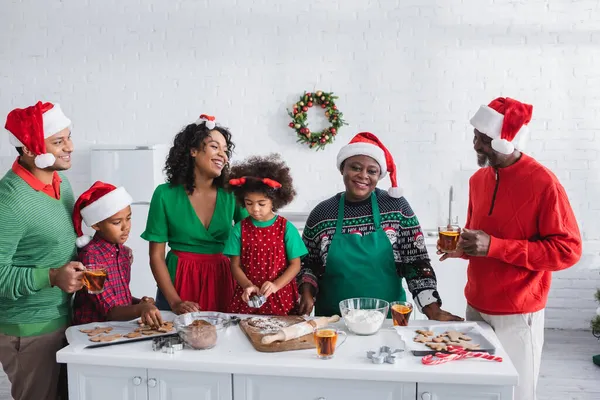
[470,105,529,154]
[80,187,133,227]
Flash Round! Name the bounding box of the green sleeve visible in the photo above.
[284,221,308,260]
[0,203,50,300]
[141,185,169,243]
[223,222,242,256]
[234,203,249,223]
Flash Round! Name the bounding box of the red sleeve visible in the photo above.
[79,251,126,316]
[487,182,582,271]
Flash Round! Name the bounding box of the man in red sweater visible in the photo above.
[439,97,582,400]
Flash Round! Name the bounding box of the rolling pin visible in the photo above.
[261,315,340,344]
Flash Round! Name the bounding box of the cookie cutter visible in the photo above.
[152,335,184,353]
[366,344,405,364]
[247,295,267,308]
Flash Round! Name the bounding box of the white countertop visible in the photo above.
[57,317,518,386]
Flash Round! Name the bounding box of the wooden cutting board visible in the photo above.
[239,316,315,353]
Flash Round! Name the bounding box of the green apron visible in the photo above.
[315,192,406,317]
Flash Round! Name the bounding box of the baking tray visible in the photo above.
[393,322,496,356]
[65,311,176,349]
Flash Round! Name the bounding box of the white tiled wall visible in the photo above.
[1,0,599,329]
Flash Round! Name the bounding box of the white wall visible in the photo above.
[1,0,599,329]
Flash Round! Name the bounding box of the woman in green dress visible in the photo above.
[142,115,247,314]
[298,132,462,321]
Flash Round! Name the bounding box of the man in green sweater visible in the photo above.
[0,101,85,400]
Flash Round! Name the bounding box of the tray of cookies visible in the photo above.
[66,312,176,349]
[393,322,496,356]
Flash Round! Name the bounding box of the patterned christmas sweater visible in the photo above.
[298,188,441,311]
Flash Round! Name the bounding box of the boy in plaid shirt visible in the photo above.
[72,181,163,327]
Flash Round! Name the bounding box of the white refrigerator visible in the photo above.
[89,144,170,299]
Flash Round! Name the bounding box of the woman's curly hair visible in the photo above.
[164,122,235,194]
[227,153,296,211]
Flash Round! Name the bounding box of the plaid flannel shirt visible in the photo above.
[72,234,134,325]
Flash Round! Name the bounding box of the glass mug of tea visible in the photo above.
[390,301,413,326]
[313,326,347,360]
[82,264,108,294]
[438,224,461,253]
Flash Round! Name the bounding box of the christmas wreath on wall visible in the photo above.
[287,91,347,150]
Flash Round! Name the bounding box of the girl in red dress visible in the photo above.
[224,154,307,316]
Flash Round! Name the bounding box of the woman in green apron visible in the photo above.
[298,132,461,321]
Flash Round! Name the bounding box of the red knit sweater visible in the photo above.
[464,154,582,315]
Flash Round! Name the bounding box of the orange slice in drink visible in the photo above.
[316,329,336,338]
[392,304,412,314]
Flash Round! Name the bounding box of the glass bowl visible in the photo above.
[339,298,389,336]
[173,311,238,350]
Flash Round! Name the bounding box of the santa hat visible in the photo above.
[195,114,216,129]
[5,101,72,169]
[336,132,402,198]
[72,181,133,248]
[469,97,533,155]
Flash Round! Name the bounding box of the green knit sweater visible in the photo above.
[0,170,77,337]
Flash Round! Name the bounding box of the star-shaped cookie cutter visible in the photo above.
[248,295,267,308]
[366,345,405,364]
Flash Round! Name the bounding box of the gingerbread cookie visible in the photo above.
[89,334,122,343]
[415,329,434,337]
[414,334,430,343]
[426,342,447,351]
[445,330,471,342]
[124,331,142,339]
[141,330,163,336]
[139,321,174,332]
[432,336,446,343]
[80,326,113,336]
[448,340,480,350]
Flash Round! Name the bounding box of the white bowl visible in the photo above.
[339,298,389,336]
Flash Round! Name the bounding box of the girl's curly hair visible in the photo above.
[164,122,235,194]
[227,153,296,211]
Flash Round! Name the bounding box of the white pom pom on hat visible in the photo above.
[195,114,216,130]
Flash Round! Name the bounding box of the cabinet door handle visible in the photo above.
[132,376,142,386]
[148,378,157,388]
[421,393,432,400]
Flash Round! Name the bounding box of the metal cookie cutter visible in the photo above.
[152,335,184,354]
[247,295,267,308]
[366,345,405,364]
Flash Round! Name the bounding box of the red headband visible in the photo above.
[229,177,282,189]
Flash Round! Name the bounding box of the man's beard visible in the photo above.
[477,152,490,167]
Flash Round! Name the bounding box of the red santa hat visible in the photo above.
[72,181,133,248]
[469,97,533,155]
[195,114,216,129]
[5,101,72,169]
[336,132,402,198]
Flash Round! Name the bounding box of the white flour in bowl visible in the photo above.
[344,309,385,335]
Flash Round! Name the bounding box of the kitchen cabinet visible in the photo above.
[233,374,416,400]
[67,365,232,400]
[417,383,512,399]
[147,369,232,400]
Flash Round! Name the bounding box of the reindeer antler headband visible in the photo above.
[229,177,282,189]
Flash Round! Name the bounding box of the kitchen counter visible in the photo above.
[57,317,518,400]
